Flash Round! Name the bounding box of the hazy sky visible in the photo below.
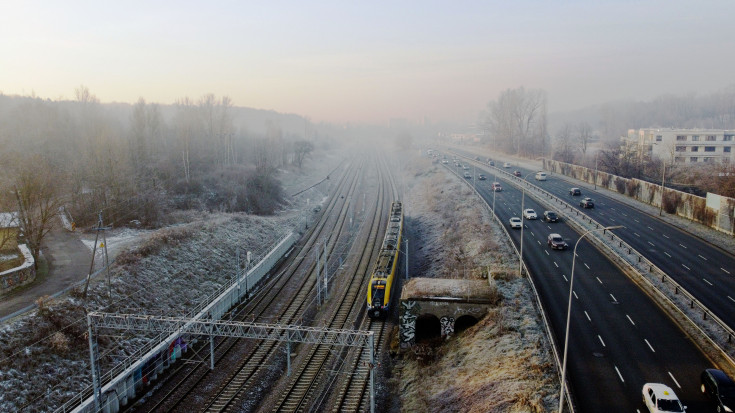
[2,1,734,124]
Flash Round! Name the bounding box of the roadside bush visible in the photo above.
[614,177,627,194]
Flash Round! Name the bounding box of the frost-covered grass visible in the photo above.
[394,155,558,412]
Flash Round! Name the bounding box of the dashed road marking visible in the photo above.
[584,311,591,321]
[703,278,713,286]
[662,234,669,239]
[537,240,541,245]
[728,296,735,303]
[626,315,635,325]
[669,372,681,389]
[679,243,687,249]
[573,291,578,299]
[598,335,606,347]
[562,274,568,282]
[596,277,603,284]
[634,232,640,237]
[722,268,731,274]
[610,294,618,302]
[682,264,690,271]
[698,255,707,261]
[554,262,559,268]
[645,339,655,352]
[664,252,671,258]
[615,366,625,383]
[544,250,549,256]
[648,241,655,246]
[584,263,590,270]
[647,226,654,230]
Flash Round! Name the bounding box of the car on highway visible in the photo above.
[579,197,595,208]
[569,187,581,196]
[547,233,568,250]
[509,217,522,229]
[513,170,522,177]
[474,156,481,161]
[503,162,511,168]
[492,182,502,191]
[441,159,448,164]
[463,172,471,179]
[701,368,735,412]
[543,211,559,222]
[478,174,486,180]
[523,209,537,220]
[489,160,495,166]
[462,165,470,170]
[535,171,547,181]
[642,383,685,412]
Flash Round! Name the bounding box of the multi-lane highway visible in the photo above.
[442,155,718,412]
[490,158,735,332]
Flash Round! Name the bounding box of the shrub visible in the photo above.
[614,177,627,194]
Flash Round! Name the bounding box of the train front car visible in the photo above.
[367,201,403,319]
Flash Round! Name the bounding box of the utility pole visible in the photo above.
[83,212,111,298]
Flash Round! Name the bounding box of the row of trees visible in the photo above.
[483,87,548,158]
[0,87,320,266]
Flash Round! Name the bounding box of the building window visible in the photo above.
[706,135,716,141]
[676,146,686,152]
[656,135,662,142]
[705,146,716,152]
[691,146,699,152]
[703,157,713,162]
[676,135,687,141]
[690,157,698,162]
[725,135,733,141]
[692,135,700,141]
[675,157,685,163]
[725,147,732,153]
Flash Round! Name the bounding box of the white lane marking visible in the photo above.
[722,268,731,274]
[634,219,639,223]
[664,252,671,258]
[648,241,655,246]
[698,254,707,261]
[562,274,568,282]
[584,311,591,322]
[647,226,654,230]
[728,296,735,303]
[573,291,578,299]
[598,335,606,347]
[622,213,628,217]
[662,234,669,239]
[610,294,618,302]
[537,240,541,245]
[634,232,640,237]
[531,231,535,237]
[599,212,605,216]
[584,263,590,270]
[703,278,713,286]
[682,264,690,271]
[610,207,616,211]
[644,339,655,352]
[626,315,635,325]
[554,262,559,268]
[544,250,549,256]
[596,277,603,284]
[615,366,625,383]
[668,372,681,389]
[679,243,687,249]
[610,218,616,222]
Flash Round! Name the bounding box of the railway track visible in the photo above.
[130,157,366,412]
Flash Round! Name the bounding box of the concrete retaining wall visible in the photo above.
[543,159,735,235]
[0,244,36,294]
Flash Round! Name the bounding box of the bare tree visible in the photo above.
[577,121,592,156]
[293,140,314,168]
[8,153,65,268]
[554,123,575,163]
[485,87,547,157]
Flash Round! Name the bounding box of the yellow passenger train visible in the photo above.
[367,201,403,319]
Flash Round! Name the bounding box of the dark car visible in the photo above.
[463,172,471,179]
[543,211,559,222]
[478,174,486,180]
[702,368,735,412]
[569,187,581,196]
[513,170,522,177]
[579,197,594,208]
[547,233,568,250]
[489,160,495,166]
[474,156,481,161]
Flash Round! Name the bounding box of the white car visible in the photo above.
[509,217,522,229]
[642,383,686,412]
[523,209,538,220]
[503,162,511,168]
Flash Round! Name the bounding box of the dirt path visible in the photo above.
[0,229,92,320]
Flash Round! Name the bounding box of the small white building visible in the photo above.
[624,128,735,164]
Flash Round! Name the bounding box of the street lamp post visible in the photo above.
[492,171,497,215]
[659,160,666,216]
[558,225,623,413]
[518,172,535,277]
[593,152,598,190]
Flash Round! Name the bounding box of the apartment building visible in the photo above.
[624,128,735,164]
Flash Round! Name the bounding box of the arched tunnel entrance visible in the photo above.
[454,314,479,334]
[414,314,441,343]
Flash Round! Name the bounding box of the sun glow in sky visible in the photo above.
[2,1,734,123]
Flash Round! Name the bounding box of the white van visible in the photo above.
[535,172,547,181]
